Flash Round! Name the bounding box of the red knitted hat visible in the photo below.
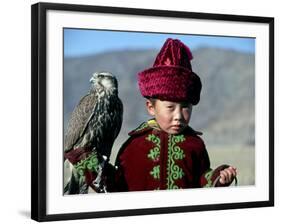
[138,38,202,105]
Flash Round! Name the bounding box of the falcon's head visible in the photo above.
[90,71,118,94]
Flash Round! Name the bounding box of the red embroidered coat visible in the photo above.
[108,119,230,192]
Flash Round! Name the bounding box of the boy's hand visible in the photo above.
[219,166,237,185]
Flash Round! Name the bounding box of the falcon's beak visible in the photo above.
[89,76,95,84]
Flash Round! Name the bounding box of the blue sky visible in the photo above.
[64,28,255,57]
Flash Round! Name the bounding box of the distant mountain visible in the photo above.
[64,48,255,158]
[191,48,254,146]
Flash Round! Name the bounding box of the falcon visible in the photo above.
[64,71,123,194]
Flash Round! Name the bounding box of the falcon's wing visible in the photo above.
[64,93,97,152]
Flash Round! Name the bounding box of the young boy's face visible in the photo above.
[146,99,192,134]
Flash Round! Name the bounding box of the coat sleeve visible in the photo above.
[201,164,235,187]
[105,137,134,192]
[193,139,233,188]
[198,145,234,187]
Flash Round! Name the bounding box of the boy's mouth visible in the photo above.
[171,124,183,130]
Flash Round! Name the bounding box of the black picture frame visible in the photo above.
[31,2,274,222]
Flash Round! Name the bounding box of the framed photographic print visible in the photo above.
[31,2,274,222]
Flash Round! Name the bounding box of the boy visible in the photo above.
[111,38,237,191]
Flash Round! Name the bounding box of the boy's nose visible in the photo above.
[174,109,183,121]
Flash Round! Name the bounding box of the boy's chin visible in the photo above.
[170,131,182,135]
[166,128,183,135]
[159,124,187,135]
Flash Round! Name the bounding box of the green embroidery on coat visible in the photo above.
[146,134,161,181]
[150,165,160,179]
[146,134,161,161]
[166,135,186,189]
[203,169,214,187]
[146,132,186,189]
[148,148,160,161]
[74,152,99,176]
[146,134,161,145]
